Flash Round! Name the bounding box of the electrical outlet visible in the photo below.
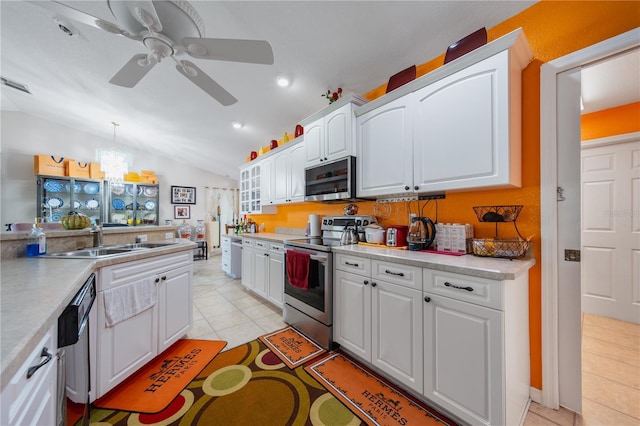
[136,234,148,242]
[165,232,174,240]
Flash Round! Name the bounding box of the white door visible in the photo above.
[356,95,414,198]
[333,270,370,360]
[289,143,306,202]
[581,136,640,324]
[371,281,423,393]
[423,293,503,426]
[556,67,583,413]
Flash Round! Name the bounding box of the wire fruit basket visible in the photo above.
[471,238,530,259]
[471,205,530,259]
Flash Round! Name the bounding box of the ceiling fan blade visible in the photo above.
[125,1,162,32]
[28,0,127,35]
[182,37,274,65]
[176,60,237,106]
[109,54,156,88]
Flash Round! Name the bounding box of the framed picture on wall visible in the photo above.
[171,186,196,204]
[174,205,190,219]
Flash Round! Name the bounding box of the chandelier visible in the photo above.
[97,122,131,183]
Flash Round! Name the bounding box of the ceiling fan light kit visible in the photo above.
[35,0,274,106]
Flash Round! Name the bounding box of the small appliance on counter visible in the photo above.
[386,225,408,247]
[363,224,385,244]
[407,216,436,251]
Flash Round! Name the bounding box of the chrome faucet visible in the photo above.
[90,219,103,247]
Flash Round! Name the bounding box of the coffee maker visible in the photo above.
[407,216,436,251]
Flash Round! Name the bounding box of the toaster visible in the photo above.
[386,225,408,247]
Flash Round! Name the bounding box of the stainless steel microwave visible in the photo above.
[304,156,357,202]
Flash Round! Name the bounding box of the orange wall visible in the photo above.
[582,102,640,140]
[252,1,640,391]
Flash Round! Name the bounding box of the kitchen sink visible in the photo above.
[43,241,180,258]
[116,242,179,249]
[44,248,137,258]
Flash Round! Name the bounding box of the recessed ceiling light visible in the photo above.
[232,121,244,129]
[275,74,292,87]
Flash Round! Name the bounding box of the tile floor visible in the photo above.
[190,254,640,425]
[187,252,287,350]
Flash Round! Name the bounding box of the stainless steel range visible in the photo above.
[283,215,376,349]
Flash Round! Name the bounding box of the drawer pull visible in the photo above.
[444,281,474,292]
[27,347,53,379]
[345,261,359,267]
[384,269,404,277]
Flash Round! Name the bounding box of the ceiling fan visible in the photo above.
[33,0,274,106]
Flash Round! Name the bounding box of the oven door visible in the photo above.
[283,246,332,326]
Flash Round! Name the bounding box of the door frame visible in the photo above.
[540,27,639,409]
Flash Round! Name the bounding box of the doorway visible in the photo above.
[540,27,640,413]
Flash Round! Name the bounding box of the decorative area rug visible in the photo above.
[93,339,226,414]
[259,326,327,368]
[305,353,456,426]
[87,339,363,426]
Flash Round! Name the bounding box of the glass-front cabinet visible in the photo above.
[37,175,105,225]
[240,163,262,214]
[107,182,159,225]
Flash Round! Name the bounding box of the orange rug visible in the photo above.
[93,339,226,413]
[305,353,455,426]
[258,326,327,368]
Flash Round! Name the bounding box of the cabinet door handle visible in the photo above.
[27,347,53,379]
[404,186,410,191]
[345,261,359,267]
[161,276,167,281]
[414,185,419,191]
[384,269,404,277]
[363,280,369,285]
[371,282,377,287]
[444,281,474,292]
[424,296,431,303]
[155,277,160,283]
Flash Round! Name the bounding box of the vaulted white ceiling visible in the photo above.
[1,1,635,180]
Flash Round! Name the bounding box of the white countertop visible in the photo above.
[240,233,535,280]
[0,240,195,390]
[332,244,535,281]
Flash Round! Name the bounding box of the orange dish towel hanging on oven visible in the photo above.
[286,250,310,290]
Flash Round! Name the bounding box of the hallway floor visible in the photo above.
[190,255,640,426]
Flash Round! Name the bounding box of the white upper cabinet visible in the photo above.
[261,139,305,206]
[301,94,367,168]
[356,95,414,197]
[356,29,532,198]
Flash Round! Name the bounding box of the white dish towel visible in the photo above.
[103,278,157,327]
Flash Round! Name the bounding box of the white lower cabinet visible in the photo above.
[1,326,57,426]
[334,253,531,426]
[253,240,269,298]
[423,268,530,426]
[242,238,284,308]
[423,293,502,425]
[241,238,254,289]
[267,243,284,308]
[94,251,193,399]
[334,254,423,393]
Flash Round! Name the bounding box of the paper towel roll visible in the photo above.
[309,214,321,237]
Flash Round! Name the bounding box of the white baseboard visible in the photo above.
[530,386,543,405]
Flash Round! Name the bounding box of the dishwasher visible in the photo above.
[229,240,243,278]
[57,273,96,426]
